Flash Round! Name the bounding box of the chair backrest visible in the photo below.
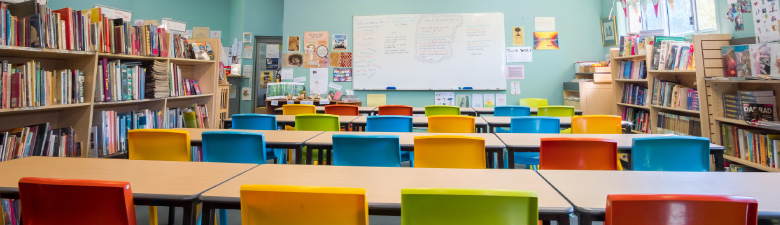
[401,189,538,225]
[424,105,460,116]
[231,114,277,130]
[539,137,619,170]
[366,116,413,132]
[413,135,485,169]
[510,117,561,133]
[128,129,191,161]
[325,104,360,116]
[494,106,531,117]
[283,104,316,115]
[332,134,401,167]
[572,115,622,134]
[295,114,340,131]
[632,136,711,172]
[18,177,136,225]
[428,115,475,133]
[377,105,413,116]
[518,98,549,108]
[536,106,575,117]
[606,194,758,225]
[202,131,267,164]
[240,185,368,225]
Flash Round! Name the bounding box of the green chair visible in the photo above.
[401,188,538,225]
[537,106,575,117]
[424,105,460,116]
[295,114,340,164]
[518,98,548,108]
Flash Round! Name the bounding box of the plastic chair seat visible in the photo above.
[413,135,485,169]
[631,136,711,171]
[424,105,460,116]
[332,134,401,167]
[606,194,758,225]
[241,185,368,225]
[402,188,539,225]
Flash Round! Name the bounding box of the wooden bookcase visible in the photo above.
[0,38,222,158]
[611,48,652,134]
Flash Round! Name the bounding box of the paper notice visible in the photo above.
[512,27,524,46]
[506,47,532,62]
[367,94,387,107]
[242,65,253,78]
[309,68,329,96]
[281,68,293,80]
[507,65,525,79]
[483,94,496,107]
[243,46,253,59]
[266,44,280,58]
[496,94,507,106]
[434,92,455,106]
[535,17,555,31]
[510,82,521,95]
[319,99,331,105]
[472,94,484,108]
[329,82,343,91]
[294,76,306,83]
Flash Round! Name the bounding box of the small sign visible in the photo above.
[301,100,314,105]
[287,100,295,105]
[319,99,330,105]
[271,100,278,106]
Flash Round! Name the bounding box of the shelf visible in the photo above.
[614,54,646,60]
[649,70,697,74]
[0,103,91,115]
[93,99,165,107]
[97,52,167,61]
[630,130,648,134]
[713,117,780,132]
[165,94,214,101]
[169,57,216,65]
[615,79,648,83]
[723,155,778,172]
[705,79,780,84]
[100,151,128,159]
[651,105,700,114]
[617,103,650,110]
[0,46,95,59]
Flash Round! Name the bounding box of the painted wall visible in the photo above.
[282,0,606,107]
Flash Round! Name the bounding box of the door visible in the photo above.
[252,36,283,113]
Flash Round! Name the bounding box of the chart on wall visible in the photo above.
[353,13,507,90]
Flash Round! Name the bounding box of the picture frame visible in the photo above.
[601,16,618,47]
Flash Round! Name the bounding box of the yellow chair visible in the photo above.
[240,185,368,225]
[413,135,485,169]
[128,129,191,225]
[518,98,548,108]
[428,115,475,133]
[571,115,622,134]
[283,104,316,115]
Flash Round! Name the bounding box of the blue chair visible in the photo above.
[231,114,285,163]
[494,106,531,132]
[366,116,413,132]
[505,117,561,169]
[332,134,402,167]
[201,130,267,225]
[632,136,711,171]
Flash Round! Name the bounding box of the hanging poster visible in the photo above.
[534,17,555,31]
[510,82,521,95]
[752,0,780,43]
[243,46,253,59]
[241,87,252,100]
[281,68,294,80]
[483,94,496,107]
[210,30,221,38]
[472,94,484,107]
[533,32,559,50]
[456,95,471,107]
[496,94,507,106]
[512,27,524,46]
[243,32,252,43]
[288,36,300,51]
[304,31,330,68]
[333,34,348,51]
[310,68,329,96]
[329,52,353,67]
[333,68,352,82]
[506,47,532,62]
[266,44,280,58]
[266,58,279,69]
[260,71,272,88]
[282,53,304,67]
[434,92,455,106]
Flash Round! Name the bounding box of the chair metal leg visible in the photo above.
[149,206,159,225]
[218,209,227,225]
[168,206,175,225]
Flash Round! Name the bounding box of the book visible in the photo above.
[722,46,738,77]
[621,107,650,133]
[0,123,77,162]
[721,123,780,168]
[735,45,753,77]
[743,103,776,122]
[656,111,701,136]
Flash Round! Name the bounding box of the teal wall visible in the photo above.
[235,0,284,113]
[282,0,606,107]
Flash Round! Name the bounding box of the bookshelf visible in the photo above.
[0,39,222,158]
[611,48,652,133]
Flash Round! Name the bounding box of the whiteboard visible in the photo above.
[353,13,507,90]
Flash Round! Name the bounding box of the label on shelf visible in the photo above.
[0,45,10,49]
[271,100,278,106]
[18,106,41,111]
[57,50,69,54]
[301,100,314,105]
[319,100,330,105]
[287,100,295,105]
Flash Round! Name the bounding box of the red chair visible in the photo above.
[325,104,360,116]
[539,137,619,170]
[18,177,136,225]
[606,194,758,225]
[378,105,413,116]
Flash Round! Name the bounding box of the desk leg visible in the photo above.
[168,207,175,225]
[326,148,333,165]
[557,213,571,225]
[486,152,494,169]
[201,202,215,225]
[317,149,324,165]
[306,147,314,165]
[714,152,725,172]
[496,150,505,169]
[295,146,303,164]
[507,148,516,169]
[578,213,594,225]
[182,201,198,225]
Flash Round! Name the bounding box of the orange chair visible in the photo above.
[18,177,136,225]
[325,104,359,116]
[539,138,620,170]
[572,115,622,134]
[428,115,475,133]
[413,135,486,169]
[240,185,368,225]
[606,194,758,225]
[378,105,413,116]
[283,104,316,115]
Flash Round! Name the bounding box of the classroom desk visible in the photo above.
[0,157,257,225]
[198,164,573,225]
[305,131,506,168]
[275,115,362,127]
[481,116,633,130]
[471,107,584,116]
[537,170,780,224]
[273,106,378,115]
[496,133,725,170]
[350,116,490,133]
[369,107,478,116]
[173,128,323,164]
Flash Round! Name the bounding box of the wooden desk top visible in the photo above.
[274,107,377,113]
[173,128,323,145]
[471,107,584,114]
[496,133,724,150]
[481,116,632,127]
[275,115,362,124]
[0,157,256,199]
[351,116,488,126]
[537,170,780,216]
[201,164,572,213]
[305,131,505,149]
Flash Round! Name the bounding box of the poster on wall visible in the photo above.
[304,31,330,68]
[601,17,617,47]
[456,95,471,107]
[243,32,252,43]
[310,68,330,96]
[333,34,348,51]
[210,30,221,38]
[329,52,353,67]
[435,92,455,106]
[282,53,303,67]
[533,32,559,50]
[483,94,496,107]
[288,36,300,51]
[472,94,484,108]
[512,27,524,46]
[333,68,352,82]
[752,0,780,43]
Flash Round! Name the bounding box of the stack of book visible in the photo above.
[650,36,694,71]
[723,91,777,121]
[617,60,647,79]
[170,34,195,59]
[721,43,780,78]
[91,109,163,157]
[0,123,79,162]
[95,59,146,102]
[621,83,648,106]
[656,112,701,136]
[169,63,201,97]
[0,60,85,109]
[651,77,699,111]
[621,107,650,133]
[144,60,169,99]
[618,34,648,57]
[1,199,18,225]
[167,104,209,129]
[720,123,779,169]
